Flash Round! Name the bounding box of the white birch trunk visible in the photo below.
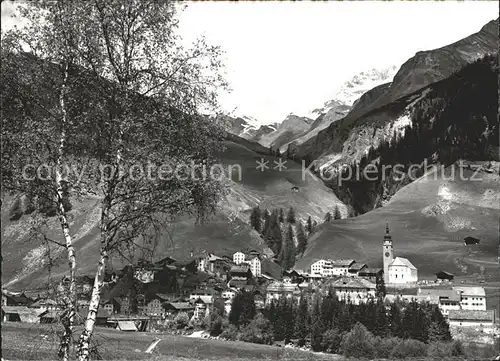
[77,246,108,361]
[56,62,77,361]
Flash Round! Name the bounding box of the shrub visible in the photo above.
[220,324,238,341]
[374,336,401,358]
[238,314,274,345]
[427,341,452,359]
[174,312,190,329]
[208,314,225,337]
[449,339,465,357]
[189,316,207,330]
[390,339,427,359]
[321,328,342,354]
[340,322,375,359]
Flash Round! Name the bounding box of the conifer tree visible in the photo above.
[286,207,296,223]
[250,206,262,233]
[375,274,387,298]
[229,290,256,327]
[389,301,404,338]
[262,209,271,236]
[279,224,296,270]
[296,222,308,255]
[295,296,309,346]
[373,299,389,337]
[306,216,313,234]
[333,205,342,220]
[310,297,325,351]
[427,305,452,342]
[279,208,284,223]
[324,212,332,223]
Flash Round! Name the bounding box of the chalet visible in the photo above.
[435,271,454,282]
[283,270,306,284]
[189,288,217,304]
[222,289,237,300]
[417,288,461,315]
[30,298,61,311]
[348,263,368,276]
[310,259,356,277]
[2,306,39,323]
[265,282,301,304]
[193,298,211,320]
[358,268,383,282]
[75,275,94,294]
[101,297,121,314]
[140,294,170,316]
[164,302,194,317]
[77,308,111,326]
[463,236,480,246]
[448,310,495,330]
[229,264,252,280]
[329,277,376,305]
[453,286,486,311]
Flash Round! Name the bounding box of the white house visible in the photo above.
[310,259,355,277]
[222,289,236,300]
[453,286,486,311]
[265,282,301,305]
[233,252,246,265]
[331,259,356,276]
[248,256,261,277]
[417,288,461,316]
[388,257,418,285]
[329,277,376,305]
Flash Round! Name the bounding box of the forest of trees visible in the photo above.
[249,206,316,269]
[205,286,491,359]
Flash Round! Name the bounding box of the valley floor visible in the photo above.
[1,322,342,361]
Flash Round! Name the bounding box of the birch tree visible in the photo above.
[5,2,227,360]
[1,14,89,360]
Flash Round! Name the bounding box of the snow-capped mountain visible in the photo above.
[311,66,398,116]
[272,66,398,153]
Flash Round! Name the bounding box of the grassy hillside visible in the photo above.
[296,163,499,280]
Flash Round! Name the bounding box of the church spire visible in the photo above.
[384,222,392,243]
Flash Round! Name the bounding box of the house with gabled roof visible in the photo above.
[448,309,495,331]
[328,277,376,304]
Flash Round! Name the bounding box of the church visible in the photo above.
[383,224,418,286]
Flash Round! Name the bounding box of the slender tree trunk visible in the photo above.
[77,188,114,361]
[56,61,77,361]
[77,244,108,361]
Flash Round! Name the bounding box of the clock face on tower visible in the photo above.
[385,252,390,257]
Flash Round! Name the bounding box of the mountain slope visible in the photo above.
[258,113,314,150]
[284,67,397,154]
[294,19,499,165]
[1,135,346,290]
[296,162,500,279]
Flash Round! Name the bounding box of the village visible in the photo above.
[2,224,497,344]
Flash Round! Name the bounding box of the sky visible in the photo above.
[2,1,497,125]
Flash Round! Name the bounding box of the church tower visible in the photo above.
[383,222,394,284]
